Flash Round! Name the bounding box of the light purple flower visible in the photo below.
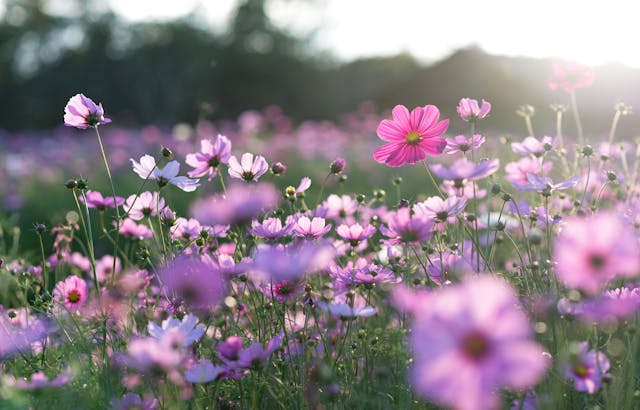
[131,155,200,192]
[396,276,549,410]
[429,158,499,181]
[505,157,552,190]
[9,368,72,389]
[457,98,491,122]
[148,314,205,347]
[185,135,232,181]
[521,174,580,193]
[380,207,434,245]
[511,136,557,157]
[228,153,269,182]
[335,223,376,245]
[184,360,225,383]
[110,393,158,410]
[444,134,486,154]
[191,183,280,226]
[317,301,377,318]
[249,217,293,239]
[414,196,467,223]
[562,342,610,394]
[64,93,111,129]
[118,218,153,239]
[251,242,335,282]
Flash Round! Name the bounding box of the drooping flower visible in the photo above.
[373,105,449,167]
[553,212,640,295]
[131,155,200,192]
[185,135,232,181]
[456,98,491,122]
[63,93,111,129]
[396,276,549,410]
[548,62,595,92]
[53,275,88,312]
[562,342,610,394]
[228,153,269,182]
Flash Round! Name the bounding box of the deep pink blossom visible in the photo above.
[63,93,111,129]
[79,190,124,210]
[53,275,88,312]
[373,105,449,167]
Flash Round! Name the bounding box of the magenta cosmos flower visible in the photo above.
[548,61,595,92]
[186,135,232,181]
[456,98,491,122]
[63,93,111,129]
[373,105,449,167]
[396,276,549,410]
[553,212,640,295]
[53,275,88,312]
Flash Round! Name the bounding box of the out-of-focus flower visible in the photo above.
[228,153,269,182]
[53,275,88,312]
[429,158,499,181]
[7,368,72,389]
[219,333,283,370]
[79,190,124,210]
[444,134,485,155]
[414,196,467,224]
[184,360,225,383]
[64,93,111,129]
[95,255,121,282]
[148,314,205,348]
[505,157,552,190]
[521,174,580,193]
[395,276,549,410]
[190,183,280,226]
[557,285,640,324]
[118,218,153,240]
[330,157,346,174]
[553,212,640,295]
[131,155,200,192]
[548,62,595,92]
[373,105,448,167]
[562,342,610,394]
[456,98,491,122]
[321,194,358,221]
[511,136,557,157]
[251,242,335,282]
[123,192,166,221]
[110,393,158,410]
[185,135,232,181]
[0,313,51,358]
[160,255,228,313]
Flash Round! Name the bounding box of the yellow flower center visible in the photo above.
[405,131,421,145]
[573,363,589,378]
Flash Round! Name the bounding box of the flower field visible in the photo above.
[1,62,640,410]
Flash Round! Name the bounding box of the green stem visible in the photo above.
[570,90,584,145]
[422,161,444,198]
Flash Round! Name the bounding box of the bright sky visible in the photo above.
[106,0,640,67]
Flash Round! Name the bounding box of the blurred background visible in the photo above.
[2,0,640,254]
[3,0,640,135]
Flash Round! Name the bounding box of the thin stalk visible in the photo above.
[608,109,622,145]
[422,161,444,198]
[570,90,585,145]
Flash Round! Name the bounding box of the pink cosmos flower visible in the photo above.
[53,275,88,312]
[444,134,485,155]
[562,342,610,394]
[250,217,293,239]
[185,135,232,181]
[321,194,358,221]
[251,242,335,282]
[505,157,552,190]
[373,105,449,167]
[110,393,158,410]
[511,136,557,157]
[95,255,121,282]
[335,223,376,246]
[548,62,595,92]
[9,368,72,390]
[63,93,111,129]
[228,153,269,182]
[553,212,640,295]
[396,276,549,410]
[456,98,491,122]
[131,155,200,192]
[79,190,124,210]
[123,192,165,220]
[292,216,332,238]
[380,207,434,245]
[184,360,225,383]
[414,196,467,224]
[118,218,153,240]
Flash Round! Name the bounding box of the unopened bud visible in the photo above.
[330,157,346,174]
[161,146,173,158]
[270,162,286,175]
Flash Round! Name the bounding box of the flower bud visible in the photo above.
[330,157,346,174]
[161,146,173,158]
[64,179,77,189]
[270,162,286,175]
